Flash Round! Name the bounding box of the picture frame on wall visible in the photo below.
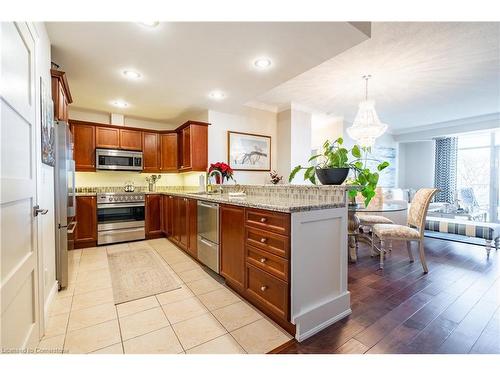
[227,131,271,171]
[40,77,55,167]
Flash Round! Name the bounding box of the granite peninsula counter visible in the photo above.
[75,184,352,340]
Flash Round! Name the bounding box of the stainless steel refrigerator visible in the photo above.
[54,121,76,290]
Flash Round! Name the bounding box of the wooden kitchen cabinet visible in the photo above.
[220,204,246,292]
[95,126,120,149]
[169,196,197,258]
[51,69,72,122]
[178,197,189,249]
[71,122,95,171]
[171,196,181,243]
[119,129,142,151]
[142,132,160,172]
[178,122,208,172]
[160,133,178,172]
[145,194,162,239]
[187,198,198,258]
[74,196,97,248]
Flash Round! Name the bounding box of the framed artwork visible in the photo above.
[227,131,271,171]
[40,77,55,166]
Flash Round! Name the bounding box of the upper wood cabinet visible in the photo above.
[74,196,97,248]
[142,132,160,172]
[71,122,95,171]
[178,122,208,172]
[95,126,120,149]
[51,69,72,122]
[220,204,246,292]
[160,133,178,172]
[119,129,142,151]
[69,119,209,174]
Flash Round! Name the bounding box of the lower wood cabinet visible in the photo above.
[220,204,246,292]
[219,203,292,332]
[169,196,197,258]
[145,194,162,239]
[75,196,97,248]
[245,263,289,321]
[187,199,198,258]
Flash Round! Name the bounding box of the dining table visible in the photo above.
[348,201,408,262]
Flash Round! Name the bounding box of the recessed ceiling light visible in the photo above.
[123,70,141,80]
[209,90,226,100]
[111,100,129,108]
[138,22,159,28]
[254,57,272,69]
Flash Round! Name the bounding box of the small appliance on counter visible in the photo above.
[124,181,135,192]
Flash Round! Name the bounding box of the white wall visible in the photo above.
[398,140,435,189]
[69,107,177,131]
[207,108,278,184]
[32,23,58,313]
[277,109,292,180]
[311,114,343,151]
[277,106,313,183]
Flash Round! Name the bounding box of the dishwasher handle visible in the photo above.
[197,201,219,209]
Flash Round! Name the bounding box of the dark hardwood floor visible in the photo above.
[277,237,500,354]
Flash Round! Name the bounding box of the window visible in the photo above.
[456,130,499,222]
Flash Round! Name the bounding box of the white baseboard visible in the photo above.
[44,281,59,326]
[296,308,352,342]
[293,292,352,342]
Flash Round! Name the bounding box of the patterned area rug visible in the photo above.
[107,247,180,305]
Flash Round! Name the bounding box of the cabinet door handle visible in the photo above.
[260,257,267,263]
[260,285,268,292]
[260,217,267,223]
[260,238,267,243]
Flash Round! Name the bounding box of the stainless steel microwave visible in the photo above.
[96,148,143,171]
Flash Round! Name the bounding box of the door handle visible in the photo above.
[33,205,49,217]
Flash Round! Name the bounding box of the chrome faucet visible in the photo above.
[207,169,223,194]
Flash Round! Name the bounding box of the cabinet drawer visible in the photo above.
[246,263,288,321]
[245,226,289,259]
[246,245,288,282]
[246,209,290,235]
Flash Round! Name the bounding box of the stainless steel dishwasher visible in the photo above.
[197,201,219,273]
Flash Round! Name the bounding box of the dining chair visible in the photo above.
[355,187,395,252]
[371,188,438,273]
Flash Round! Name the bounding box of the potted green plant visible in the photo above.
[288,137,389,206]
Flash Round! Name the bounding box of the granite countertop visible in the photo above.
[155,191,346,213]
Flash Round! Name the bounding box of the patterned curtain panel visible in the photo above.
[434,137,458,203]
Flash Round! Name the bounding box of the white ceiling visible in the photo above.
[256,22,500,132]
[46,22,369,124]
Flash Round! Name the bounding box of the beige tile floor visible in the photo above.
[39,238,292,354]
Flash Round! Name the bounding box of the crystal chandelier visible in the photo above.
[346,75,388,147]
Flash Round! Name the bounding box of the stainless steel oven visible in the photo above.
[97,192,145,245]
[96,148,143,171]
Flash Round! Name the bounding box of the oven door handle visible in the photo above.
[97,203,145,209]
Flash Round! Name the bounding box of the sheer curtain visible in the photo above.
[434,137,458,203]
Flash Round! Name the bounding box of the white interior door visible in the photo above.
[1,22,40,350]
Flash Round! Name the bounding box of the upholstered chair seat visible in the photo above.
[372,224,420,240]
[372,188,438,273]
[357,215,394,225]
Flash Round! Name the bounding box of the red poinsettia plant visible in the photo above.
[209,162,234,183]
